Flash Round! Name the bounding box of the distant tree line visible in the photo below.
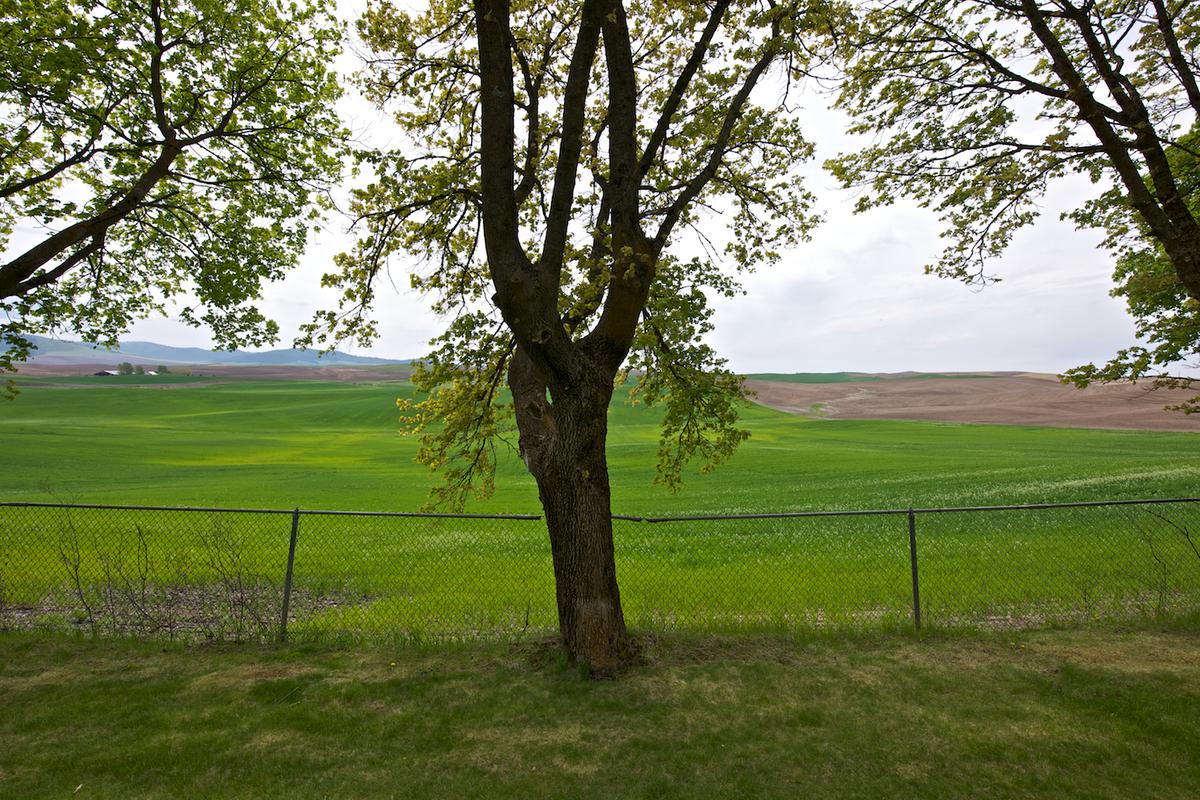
[111,363,170,375]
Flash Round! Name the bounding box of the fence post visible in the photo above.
[908,507,922,631]
[279,508,301,642]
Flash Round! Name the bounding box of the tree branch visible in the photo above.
[0,141,182,298]
[537,0,605,291]
[1149,0,1200,118]
[636,0,731,181]
[654,18,783,249]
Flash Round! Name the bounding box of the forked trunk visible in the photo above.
[509,349,633,675]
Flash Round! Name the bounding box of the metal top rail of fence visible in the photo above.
[3,496,1199,642]
[0,501,542,520]
[4,496,1199,520]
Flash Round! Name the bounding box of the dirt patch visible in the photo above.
[195,364,411,382]
[747,373,1200,431]
[0,586,371,642]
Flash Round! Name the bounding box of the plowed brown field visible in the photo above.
[747,372,1200,431]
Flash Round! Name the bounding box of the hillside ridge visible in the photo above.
[12,335,409,367]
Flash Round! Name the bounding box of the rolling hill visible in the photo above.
[12,335,409,367]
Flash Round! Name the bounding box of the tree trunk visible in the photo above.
[1157,226,1200,303]
[508,347,633,676]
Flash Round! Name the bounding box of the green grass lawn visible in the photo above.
[3,378,1200,640]
[1,628,1198,799]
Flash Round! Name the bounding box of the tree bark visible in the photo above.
[474,0,635,674]
[509,346,632,676]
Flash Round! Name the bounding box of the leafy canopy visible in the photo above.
[828,0,1200,286]
[306,0,836,506]
[0,0,346,375]
[1063,125,1200,406]
[829,0,1200,399]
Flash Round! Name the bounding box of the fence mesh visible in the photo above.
[285,512,554,642]
[0,505,291,641]
[917,502,1200,626]
[613,514,913,631]
[1,499,1198,642]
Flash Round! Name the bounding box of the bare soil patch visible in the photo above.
[195,364,411,381]
[747,372,1200,431]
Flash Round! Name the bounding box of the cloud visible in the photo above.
[709,191,1135,374]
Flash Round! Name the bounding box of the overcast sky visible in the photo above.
[126,166,1133,375]
[118,5,1139,376]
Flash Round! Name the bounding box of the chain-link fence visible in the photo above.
[1,499,1198,642]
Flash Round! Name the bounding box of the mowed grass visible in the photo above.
[3,377,1200,639]
[1,628,1199,799]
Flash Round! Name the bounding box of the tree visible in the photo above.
[828,1,1200,320]
[307,0,834,672]
[1062,125,1200,407]
[134,364,145,375]
[157,364,170,374]
[117,361,134,375]
[0,0,345,379]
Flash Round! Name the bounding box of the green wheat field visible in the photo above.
[3,374,1200,640]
